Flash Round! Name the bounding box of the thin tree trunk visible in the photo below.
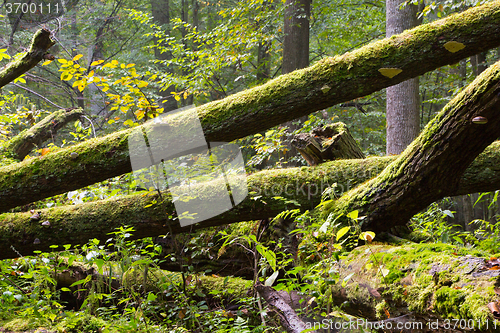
[282,0,311,74]
[151,0,179,111]
[385,0,420,155]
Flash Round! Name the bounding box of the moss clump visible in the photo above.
[375,299,388,319]
[122,265,252,299]
[199,275,253,298]
[434,286,466,318]
[1,317,39,331]
[55,313,107,333]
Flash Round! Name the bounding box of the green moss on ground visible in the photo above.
[329,243,499,328]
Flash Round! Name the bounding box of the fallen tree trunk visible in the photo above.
[324,58,500,233]
[2,1,500,212]
[1,139,500,259]
[1,108,84,161]
[0,29,55,89]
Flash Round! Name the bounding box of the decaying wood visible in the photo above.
[2,2,500,212]
[255,281,315,333]
[291,122,364,165]
[1,108,84,161]
[325,244,499,332]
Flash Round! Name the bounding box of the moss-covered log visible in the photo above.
[325,58,500,233]
[0,29,55,89]
[2,138,500,259]
[2,2,500,212]
[1,108,84,161]
[327,243,500,332]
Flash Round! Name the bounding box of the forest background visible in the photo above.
[1,0,500,332]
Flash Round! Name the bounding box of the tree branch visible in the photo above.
[0,29,55,89]
[1,2,500,212]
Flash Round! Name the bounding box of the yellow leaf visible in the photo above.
[90,59,104,66]
[444,41,465,53]
[61,73,73,81]
[123,119,135,127]
[58,59,68,64]
[183,91,188,99]
[72,54,83,61]
[88,70,95,77]
[378,68,402,78]
[102,86,109,92]
[137,81,148,88]
[41,148,50,156]
[120,64,125,69]
[174,95,181,101]
[42,60,52,66]
[126,63,135,68]
[78,84,85,92]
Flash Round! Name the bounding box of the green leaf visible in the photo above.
[346,210,358,220]
[146,292,158,303]
[442,210,454,218]
[379,267,390,277]
[336,226,351,241]
[70,275,91,287]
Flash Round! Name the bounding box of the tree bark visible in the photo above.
[151,0,179,112]
[282,0,311,74]
[2,137,500,259]
[291,122,365,165]
[1,108,84,161]
[255,281,315,333]
[327,58,500,234]
[385,0,421,155]
[2,2,500,212]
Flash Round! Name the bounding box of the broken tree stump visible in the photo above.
[291,122,365,165]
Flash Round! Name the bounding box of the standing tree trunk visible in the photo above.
[282,0,312,165]
[151,0,179,112]
[282,0,311,74]
[385,0,421,154]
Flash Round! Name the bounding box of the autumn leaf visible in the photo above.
[90,59,104,66]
